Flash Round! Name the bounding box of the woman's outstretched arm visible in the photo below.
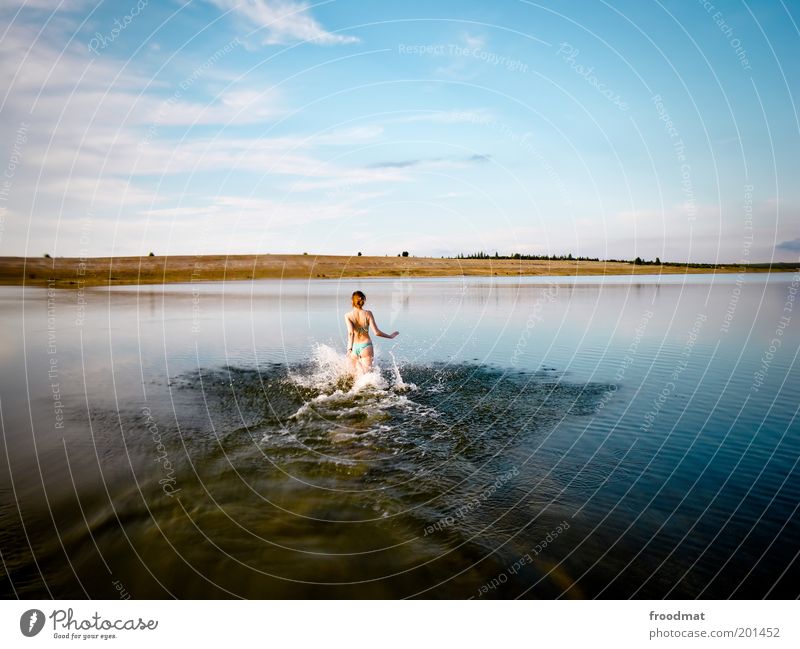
[369,311,399,339]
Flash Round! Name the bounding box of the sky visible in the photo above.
[0,0,798,263]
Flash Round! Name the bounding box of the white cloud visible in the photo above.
[394,109,494,125]
[434,32,490,80]
[287,167,413,192]
[119,192,378,255]
[0,15,376,256]
[146,88,284,126]
[461,32,486,50]
[207,0,358,46]
[0,0,94,10]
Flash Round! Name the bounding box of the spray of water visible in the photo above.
[279,344,419,436]
[287,344,414,394]
[287,343,353,391]
[389,350,416,391]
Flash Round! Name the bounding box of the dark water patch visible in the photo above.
[2,350,619,597]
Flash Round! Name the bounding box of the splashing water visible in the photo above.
[17,349,619,598]
[278,344,423,441]
[389,350,416,391]
[286,343,410,393]
[287,343,354,391]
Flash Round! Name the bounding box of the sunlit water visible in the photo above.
[1,273,798,598]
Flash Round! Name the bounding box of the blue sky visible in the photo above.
[0,0,798,262]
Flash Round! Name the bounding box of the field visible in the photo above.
[0,254,795,288]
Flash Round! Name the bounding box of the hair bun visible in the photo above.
[351,290,366,307]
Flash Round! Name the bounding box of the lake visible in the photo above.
[1,272,798,598]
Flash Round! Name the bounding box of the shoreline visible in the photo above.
[0,254,796,288]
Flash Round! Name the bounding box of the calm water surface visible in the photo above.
[1,273,798,598]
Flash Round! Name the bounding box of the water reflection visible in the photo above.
[0,273,797,598]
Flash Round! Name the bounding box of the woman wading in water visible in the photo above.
[345,290,398,375]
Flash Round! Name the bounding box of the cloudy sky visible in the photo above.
[0,0,798,262]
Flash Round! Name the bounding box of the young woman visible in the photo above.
[345,290,398,374]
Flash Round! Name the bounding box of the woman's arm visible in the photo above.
[344,314,355,352]
[368,311,399,339]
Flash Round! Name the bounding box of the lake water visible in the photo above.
[1,273,798,598]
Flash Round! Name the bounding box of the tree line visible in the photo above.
[449,252,727,268]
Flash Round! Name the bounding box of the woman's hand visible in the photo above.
[389,331,399,339]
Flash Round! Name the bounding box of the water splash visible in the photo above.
[287,343,353,392]
[287,343,414,394]
[279,344,422,438]
[389,350,416,392]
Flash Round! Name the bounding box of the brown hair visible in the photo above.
[352,290,366,308]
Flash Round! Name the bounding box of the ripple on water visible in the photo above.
[9,345,618,597]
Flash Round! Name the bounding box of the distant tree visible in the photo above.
[567,252,573,260]
[634,256,643,265]
[402,251,409,257]
[357,252,362,257]
[303,252,308,255]
[43,253,51,258]
[655,256,661,265]
[148,251,155,257]
[494,251,499,258]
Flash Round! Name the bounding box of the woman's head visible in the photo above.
[352,290,366,308]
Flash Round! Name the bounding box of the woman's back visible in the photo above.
[349,310,370,335]
[345,290,398,375]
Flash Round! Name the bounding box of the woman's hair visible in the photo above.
[352,290,366,308]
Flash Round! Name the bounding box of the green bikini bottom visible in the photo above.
[352,341,373,357]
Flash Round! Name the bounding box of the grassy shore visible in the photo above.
[0,254,796,288]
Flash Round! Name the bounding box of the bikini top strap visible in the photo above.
[351,312,368,333]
